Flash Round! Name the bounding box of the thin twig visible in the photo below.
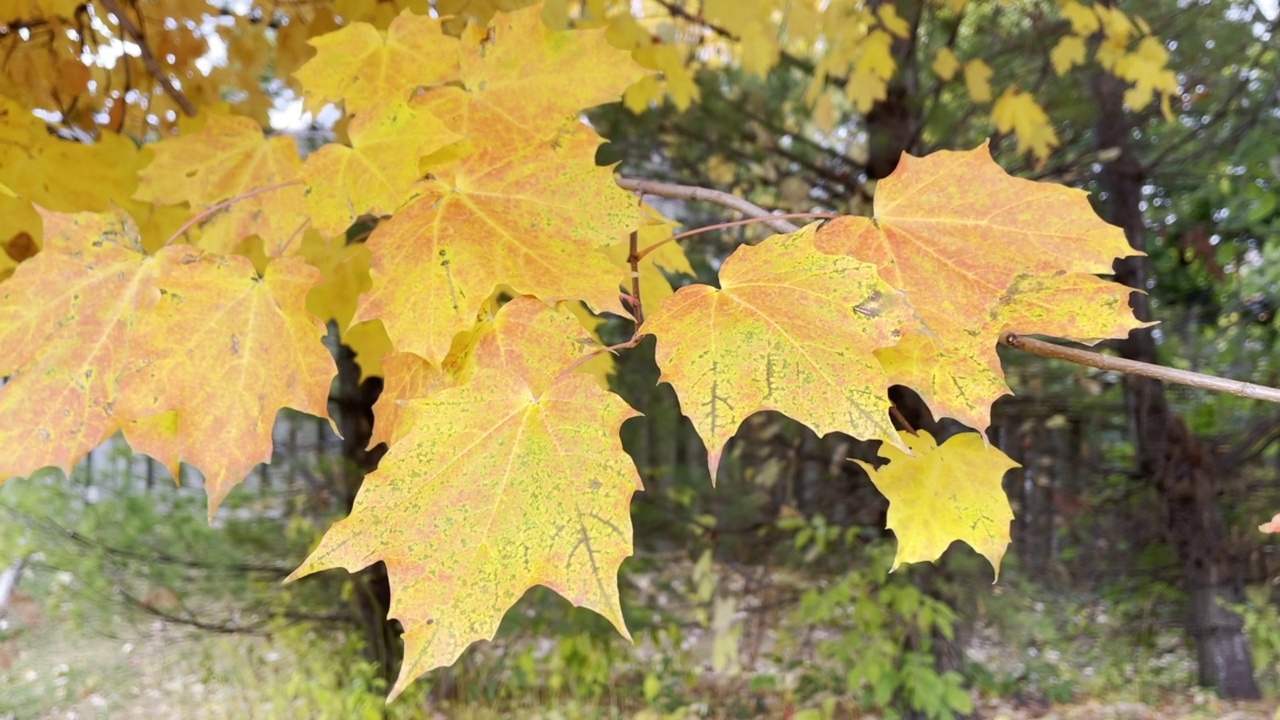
[163,181,301,247]
[561,337,643,378]
[99,0,197,117]
[1002,333,1280,404]
[627,229,644,326]
[637,213,834,261]
[616,177,802,235]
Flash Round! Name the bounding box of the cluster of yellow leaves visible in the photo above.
[643,143,1143,575]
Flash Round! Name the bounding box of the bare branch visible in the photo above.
[616,177,801,235]
[1002,333,1280,404]
[99,0,197,117]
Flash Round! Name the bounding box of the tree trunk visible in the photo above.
[330,341,400,688]
[1093,69,1260,698]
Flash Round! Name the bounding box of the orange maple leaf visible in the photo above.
[0,209,335,513]
[643,224,913,481]
[290,299,641,699]
[116,253,336,514]
[816,143,1147,434]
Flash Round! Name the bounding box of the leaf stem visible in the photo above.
[162,181,301,248]
[636,213,837,261]
[561,337,642,378]
[626,229,644,327]
[1001,333,1280,404]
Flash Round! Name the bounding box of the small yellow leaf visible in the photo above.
[931,47,959,81]
[963,59,993,103]
[1050,34,1086,75]
[1059,0,1100,35]
[992,87,1060,162]
[846,71,888,113]
[877,4,910,38]
[855,430,1017,578]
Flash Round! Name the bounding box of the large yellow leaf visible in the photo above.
[134,115,308,257]
[643,224,912,482]
[369,296,606,447]
[117,253,336,514]
[0,209,335,513]
[290,298,641,699]
[353,122,636,365]
[854,430,1018,577]
[455,5,649,138]
[815,144,1145,434]
[293,11,460,117]
[302,101,461,236]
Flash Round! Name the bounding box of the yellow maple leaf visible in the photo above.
[643,224,913,482]
[289,298,641,699]
[345,319,394,380]
[992,86,1060,161]
[353,7,646,365]
[1050,34,1086,75]
[1059,0,1100,36]
[846,71,888,113]
[454,5,650,137]
[302,101,461,236]
[963,59,993,103]
[854,430,1018,577]
[293,11,460,117]
[876,4,910,38]
[931,47,960,81]
[814,144,1146,434]
[134,114,308,257]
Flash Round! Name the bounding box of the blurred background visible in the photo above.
[1,0,1279,718]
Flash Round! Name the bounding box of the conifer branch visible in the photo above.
[1002,333,1280,404]
[616,177,801,235]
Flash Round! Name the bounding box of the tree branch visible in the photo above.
[616,177,801,234]
[99,0,197,117]
[1002,333,1280,404]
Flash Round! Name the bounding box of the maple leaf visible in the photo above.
[301,101,461,236]
[134,114,308,257]
[117,253,336,514]
[370,296,607,447]
[814,144,1145,434]
[0,209,334,513]
[992,87,1060,162]
[353,123,638,365]
[0,209,161,482]
[963,59,993,103]
[456,5,650,139]
[293,11,460,117]
[290,299,641,699]
[853,430,1018,577]
[643,224,912,482]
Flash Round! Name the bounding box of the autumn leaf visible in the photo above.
[290,298,641,699]
[293,10,460,117]
[963,59,993,103]
[854,430,1018,577]
[0,208,335,513]
[992,87,1060,162]
[134,114,309,257]
[643,224,912,482]
[116,252,336,514]
[815,144,1145,434]
[1260,513,1280,534]
[301,101,461,236]
[0,209,162,483]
